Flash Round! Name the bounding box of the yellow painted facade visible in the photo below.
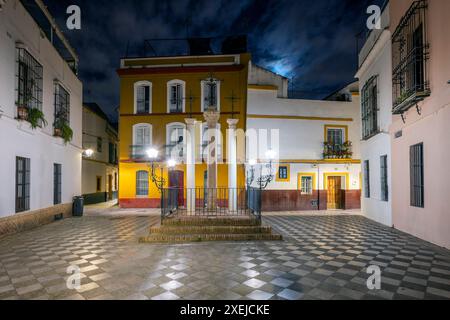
[117,54,250,206]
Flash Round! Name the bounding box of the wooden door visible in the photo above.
[169,170,184,206]
[327,176,342,209]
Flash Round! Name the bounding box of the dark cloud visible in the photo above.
[44,0,384,121]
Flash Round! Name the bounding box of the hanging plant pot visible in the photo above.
[17,105,29,120]
[54,127,62,137]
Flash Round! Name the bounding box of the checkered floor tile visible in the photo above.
[0,213,449,300]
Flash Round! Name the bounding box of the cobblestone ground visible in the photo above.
[0,210,449,300]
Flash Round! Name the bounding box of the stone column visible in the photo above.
[203,108,220,211]
[227,119,239,212]
[185,118,196,214]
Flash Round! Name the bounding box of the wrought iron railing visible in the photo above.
[392,0,430,115]
[161,187,261,221]
[323,141,353,159]
[129,145,151,160]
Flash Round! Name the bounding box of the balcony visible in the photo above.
[392,0,430,115]
[129,145,151,161]
[323,141,353,160]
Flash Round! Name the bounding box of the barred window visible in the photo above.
[361,76,378,139]
[136,170,149,196]
[54,164,62,205]
[364,160,370,198]
[380,155,388,202]
[300,176,313,195]
[16,156,30,213]
[54,83,70,125]
[15,47,43,112]
[278,166,288,180]
[202,79,219,111]
[410,143,424,208]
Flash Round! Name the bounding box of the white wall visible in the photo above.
[356,29,393,227]
[248,63,289,98]
[81,107,118,196]
[0,0,82,217]
[246,88,362,192]
[247,89,361,160]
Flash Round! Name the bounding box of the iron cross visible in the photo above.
[225,90,241,118]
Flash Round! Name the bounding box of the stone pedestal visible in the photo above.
[227,119,239,212]
[204,108,220,211]
[185,118,196,214]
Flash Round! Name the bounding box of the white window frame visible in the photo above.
[167,79,185,113]
[201,79,220,112]
[166,122,186,160]
[134,81,152,114]
[300,176,313,195]
[132,123,152,146]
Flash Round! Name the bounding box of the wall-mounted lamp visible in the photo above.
[83,148,94,157]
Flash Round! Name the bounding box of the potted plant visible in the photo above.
[17,78,35,120]
[54,119,73,144]
[27,107,47,129]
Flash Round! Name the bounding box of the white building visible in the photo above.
[246,65,361,211]
[82,103,118,204]
[355,3,393,226]
[0,1,82,228]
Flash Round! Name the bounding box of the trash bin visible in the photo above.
[73,196,84,216]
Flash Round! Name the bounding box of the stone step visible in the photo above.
[139,233,283,243]
[162,216,261,227]
[150,225,272,235]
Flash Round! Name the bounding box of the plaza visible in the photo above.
[0,205,449,300]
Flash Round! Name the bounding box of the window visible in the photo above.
[15,47,43,114]
[166,123,185,159]
[16,157,30,213]
[54,83,70,127]
[364,160,370,198]
[109,142,117,164]
[361,76,378,139]
[327,128,344,146]
[53,164,62,205]
[380,155,388,202]
[136,170,149,196]
[114,172,118,190]
[410,143,424,208]
[201,79,220,111]
[276,165,290,182]
[96,176,102,192]
[134,81,151,114]
[301,177,313,194]
[392,0,429,114]
[97,137,102,153]
[167,80,185,113]
[131,123,152,159]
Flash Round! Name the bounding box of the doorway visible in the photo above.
[169,170,184,206]
[327,176,342,209]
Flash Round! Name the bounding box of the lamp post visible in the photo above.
[146,148,166,191]
[246,159,256,187]
[257,150,276,190]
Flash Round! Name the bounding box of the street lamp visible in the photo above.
[83,148,94,157]
[146,148,165,191]
[246,159,257,187]
[257,149,276,189]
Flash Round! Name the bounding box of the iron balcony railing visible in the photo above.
[161,187,261,221]
[323,141,353,159]
[129,145,151,160]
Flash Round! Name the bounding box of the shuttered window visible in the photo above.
[54,163,62,205]
[169,84,183,112]
[136,85,150,113]
[16,157,30,213]
[364,160,370,198]
[410,143,424,208]
[380,155,388,202]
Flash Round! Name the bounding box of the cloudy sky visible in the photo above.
[44,0,384,122]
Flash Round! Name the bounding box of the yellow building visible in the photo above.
[117,52,250,208]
